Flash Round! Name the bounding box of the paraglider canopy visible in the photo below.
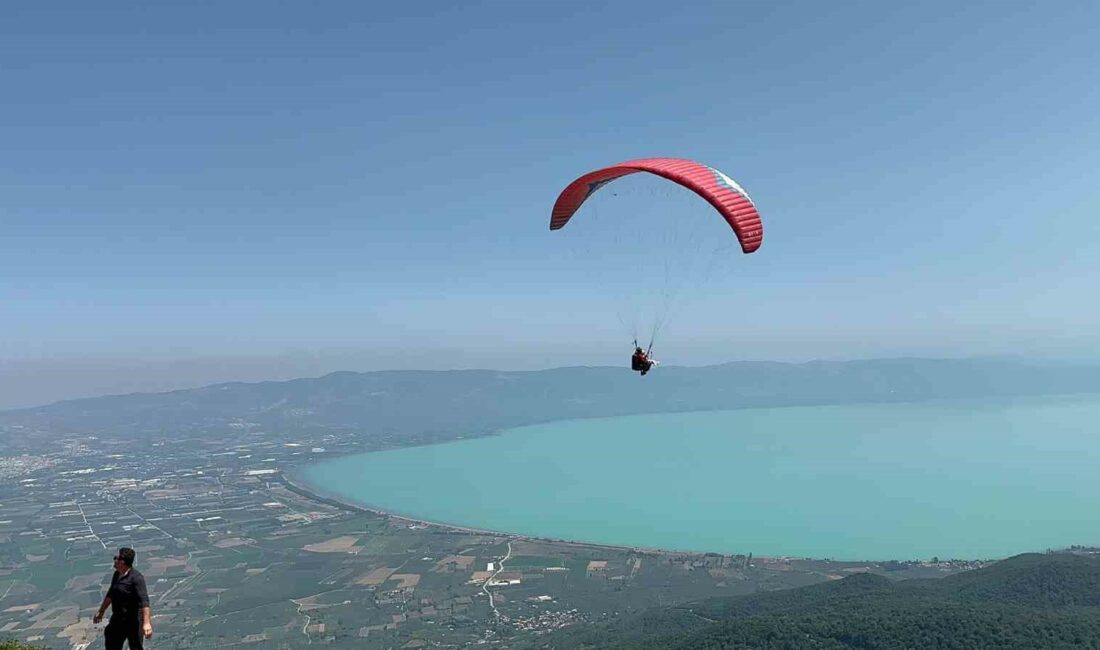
[547,156,765,356]
[549,157,763,254]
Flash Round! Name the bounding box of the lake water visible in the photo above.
[298,394,1100,560]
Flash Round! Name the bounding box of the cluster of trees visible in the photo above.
[537,552,1100,649]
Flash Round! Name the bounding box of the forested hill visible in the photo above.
[3,358,1100,442]
[535,552,1100,649]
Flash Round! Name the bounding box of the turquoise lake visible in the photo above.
[298,394,1100,560]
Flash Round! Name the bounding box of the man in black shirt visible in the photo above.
[93,547,153,649]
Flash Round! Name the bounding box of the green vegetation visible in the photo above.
[536,553,1100,649]
[25,553,99,599]
[508,555,566,568]
[0,640,46,650]
[6,362,1100,648]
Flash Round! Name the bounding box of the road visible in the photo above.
[483,540,513,619]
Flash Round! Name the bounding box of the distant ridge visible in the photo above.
[3,358,1100,443]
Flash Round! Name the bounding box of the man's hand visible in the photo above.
[143,622,153,639]
[92,611,103,624]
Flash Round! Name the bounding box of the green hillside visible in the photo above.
[535,552,1100,649]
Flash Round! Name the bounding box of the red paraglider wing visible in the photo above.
[549,158,762,254]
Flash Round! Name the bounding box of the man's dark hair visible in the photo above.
[117,547,136,568]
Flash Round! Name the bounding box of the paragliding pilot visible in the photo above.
[631,346,658,376]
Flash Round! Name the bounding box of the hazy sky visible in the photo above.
[3,1,1100,407]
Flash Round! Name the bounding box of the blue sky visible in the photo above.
[3,1,1100,404]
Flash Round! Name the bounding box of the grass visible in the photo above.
[507,555,566,569]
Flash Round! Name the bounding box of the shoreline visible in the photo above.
[280,471,703,558]
[277,393,1100,564]
[280,469,995,565]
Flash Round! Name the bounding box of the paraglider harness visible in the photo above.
[631,339,656,376]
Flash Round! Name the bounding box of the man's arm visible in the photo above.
[92,595,111,624]
[141,606,153,638]
[136,573,153,639]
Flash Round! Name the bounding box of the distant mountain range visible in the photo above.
[3,358,1100,442]
[533,551,1100,649]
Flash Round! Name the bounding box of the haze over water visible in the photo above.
[301,394,1100,560]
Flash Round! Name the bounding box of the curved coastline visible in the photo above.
[282,468,514,539]
[285,455,997,564]
[283,463,773,560]
[285,394,1100,563]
